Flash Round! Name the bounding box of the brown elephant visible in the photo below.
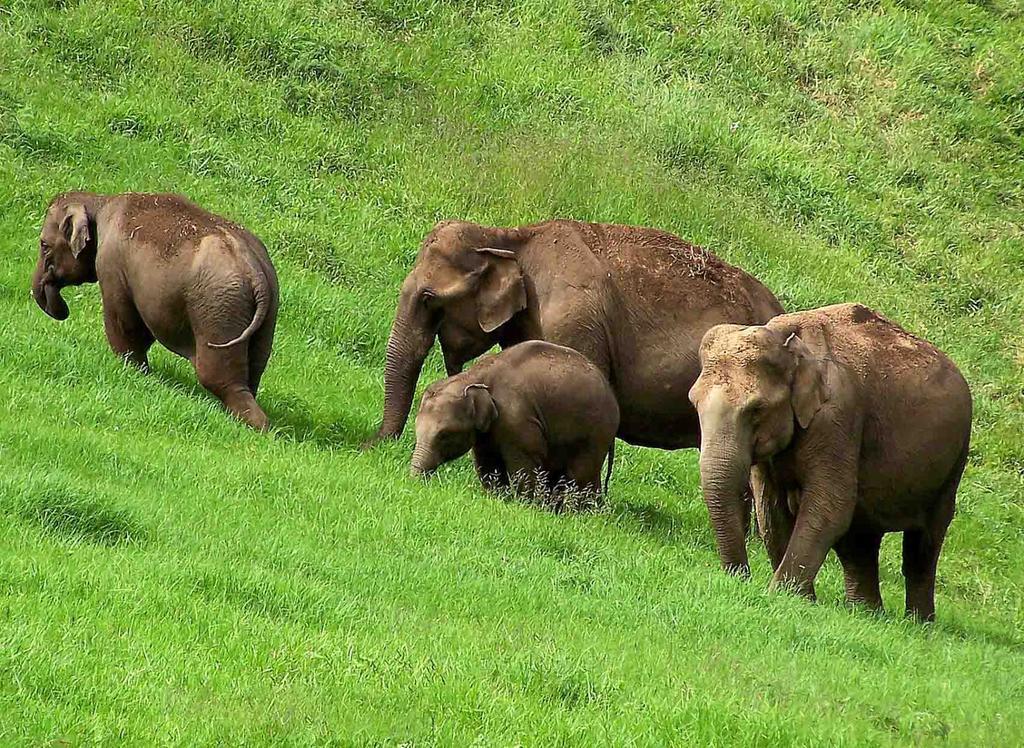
[31,192,279,430]
[369,219,784,450]
[688,303,972,621]
[411,341,619,503]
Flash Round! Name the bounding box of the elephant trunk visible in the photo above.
[698,425,753,576]
[374,285,437,442]
[409,443,438,477]
[31,259,69,320]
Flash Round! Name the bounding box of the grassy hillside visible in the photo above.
[2,0,1024,743]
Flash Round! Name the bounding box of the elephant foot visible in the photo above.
[723,562,751,578]
[845,597,885,616]
[242,406,270,432]
[770,573,816,601]
[360,430,398,450]
[221,394,270,432]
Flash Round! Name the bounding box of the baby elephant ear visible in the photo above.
[785,331,831,429]
[463,383,498,432]
[60,204,91,258]
[475,247,526,334]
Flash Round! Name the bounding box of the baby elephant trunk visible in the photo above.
[410,444,439,477]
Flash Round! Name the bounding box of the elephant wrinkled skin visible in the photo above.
[31,192,279,430]
[689,303,972,621]
[370,219,784,450]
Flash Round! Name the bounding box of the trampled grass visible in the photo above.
[1,0,1023,744]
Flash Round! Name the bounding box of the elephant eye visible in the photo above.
[745,397,766,414]
[421,288,443,309]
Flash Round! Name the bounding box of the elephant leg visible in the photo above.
[498,422,548,499]
[751,466,792,573]
[772,485,855,601]
[103,300,154,371]
[194,343,269,431]
[544,469,571,513]
[903,501,954,623]
[902,530,942,623]
[903,452,962,622]
[473,442,508,491]
[247,319,275,395]
[502,446,545,500]
[834,529,884,612]
[566,451,604,497]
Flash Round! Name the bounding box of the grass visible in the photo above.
[1,0,1024,743]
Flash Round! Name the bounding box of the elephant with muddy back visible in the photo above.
[32,192,279,430]
[688,303,972,621]
[367,219,784,451]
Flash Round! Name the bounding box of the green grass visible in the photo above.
[2,0,1024,743]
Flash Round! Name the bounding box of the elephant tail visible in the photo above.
[603,439,615,495]
[208,254,271,349]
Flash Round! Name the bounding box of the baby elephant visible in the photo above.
[32,192,279,430]
[412,341,619,502]
[689,303,971,621]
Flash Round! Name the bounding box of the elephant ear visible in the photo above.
[60,204,91,258]
[475,247,526,333]
[463,383,498,432]
[785,329,831,430]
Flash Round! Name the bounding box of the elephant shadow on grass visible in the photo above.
[262,395,367,450]
[930,618,1024,655]
[148,360,364,449]
[15,486,148,547]
[611,500,717,551]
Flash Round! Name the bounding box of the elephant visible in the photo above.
[31,191,279,430]
[411,341,619,503]
[369,219,784,450]
[688,303,972,621]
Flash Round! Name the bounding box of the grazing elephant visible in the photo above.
[31,191,279,430]
[688,303,972,621]
[411,341,619,502]
[369,219,784,449]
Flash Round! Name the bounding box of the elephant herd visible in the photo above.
[31,191,972,621]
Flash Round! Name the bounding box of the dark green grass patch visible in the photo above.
[11,485,149,547]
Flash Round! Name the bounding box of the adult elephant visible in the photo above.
[687,305,971,618]
[368,219,784,450]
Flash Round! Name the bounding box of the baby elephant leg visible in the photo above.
[194,343,269,431]
[566,451,605,496]
[473,442,509,491]
[498,423,548,499]
[502,446,545,500]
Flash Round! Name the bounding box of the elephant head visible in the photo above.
[411,380,497,476]
[31,195,99,320]
[373,221,529,443]
[688,323,833,574]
